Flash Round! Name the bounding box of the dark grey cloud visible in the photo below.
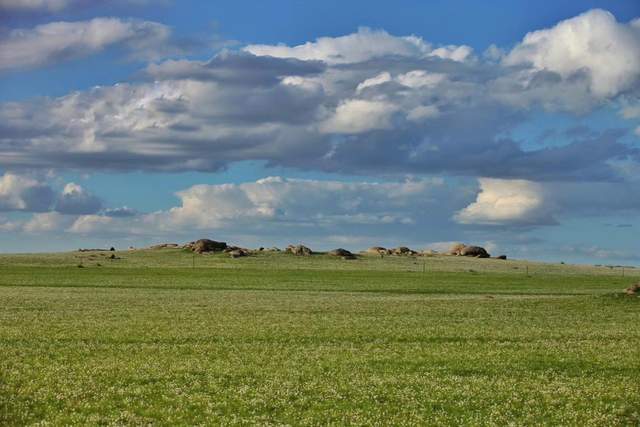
[0,173,104,215]
[54,183,102,214]
[102,206,138,217]
[0,173,54,212]
[145,52,326,86]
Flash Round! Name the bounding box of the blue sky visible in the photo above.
[0,0,639,264]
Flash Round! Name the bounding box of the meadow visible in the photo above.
[0,249,638,425]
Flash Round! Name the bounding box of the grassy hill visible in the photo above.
[1,249,638,425]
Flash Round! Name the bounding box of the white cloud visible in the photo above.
[504,9,640,97]
[23,212,69,233]
[320,99,399,133]
[68,214,114,234]
[356,72,392,92]
[245,27,472,65]
[456,177,640,227]
[430,45,473,62]
[147,176,441,231]
[455,178,553,226]
[244,27,432,64]
[0,18,173,71]
[396,70,446,88]
[407,105,440,121]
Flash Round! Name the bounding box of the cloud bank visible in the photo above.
[1,11,639,181]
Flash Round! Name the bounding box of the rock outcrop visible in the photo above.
[391,247,417,256]
[286,244,312,256]
[448,243,490,258]
[187,239,228,254]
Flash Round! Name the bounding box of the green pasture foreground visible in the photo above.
[0,249,638,425]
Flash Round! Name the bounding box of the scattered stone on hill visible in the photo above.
[364,246,390,256]
[110,247,115,251]
[328,248,353,257]
[626,283,640,296]
[392,246,417,256]
[448,243,490,258]
[150,243,180,250]
[229,249,249,258]
[224,246,250,254]
[496,255,507,260]
[448,243,467,256]
[187,239,228,254]
[286,244,312,256]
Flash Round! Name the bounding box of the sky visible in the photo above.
[0,0,639,265]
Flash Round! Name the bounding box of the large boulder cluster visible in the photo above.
[185,239,228,254]
[448,243,490,258]
[149,238,504,261]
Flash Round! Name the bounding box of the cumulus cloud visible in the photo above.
[504,9,640,98]
[244,27,435,64]
[23,212,70,233]
[48,176,466,246]
[356,72,392,92]
[7,175,640,262]
[150,176,445,230]
[320,99,399,133]
[0,173,54,212]
[0,17,175,71]
[455,178,553,226]
[0,172,103,216]
[68,214,113,234]
[456,177,640,227]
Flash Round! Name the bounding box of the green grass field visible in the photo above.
[1,249,639,425]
